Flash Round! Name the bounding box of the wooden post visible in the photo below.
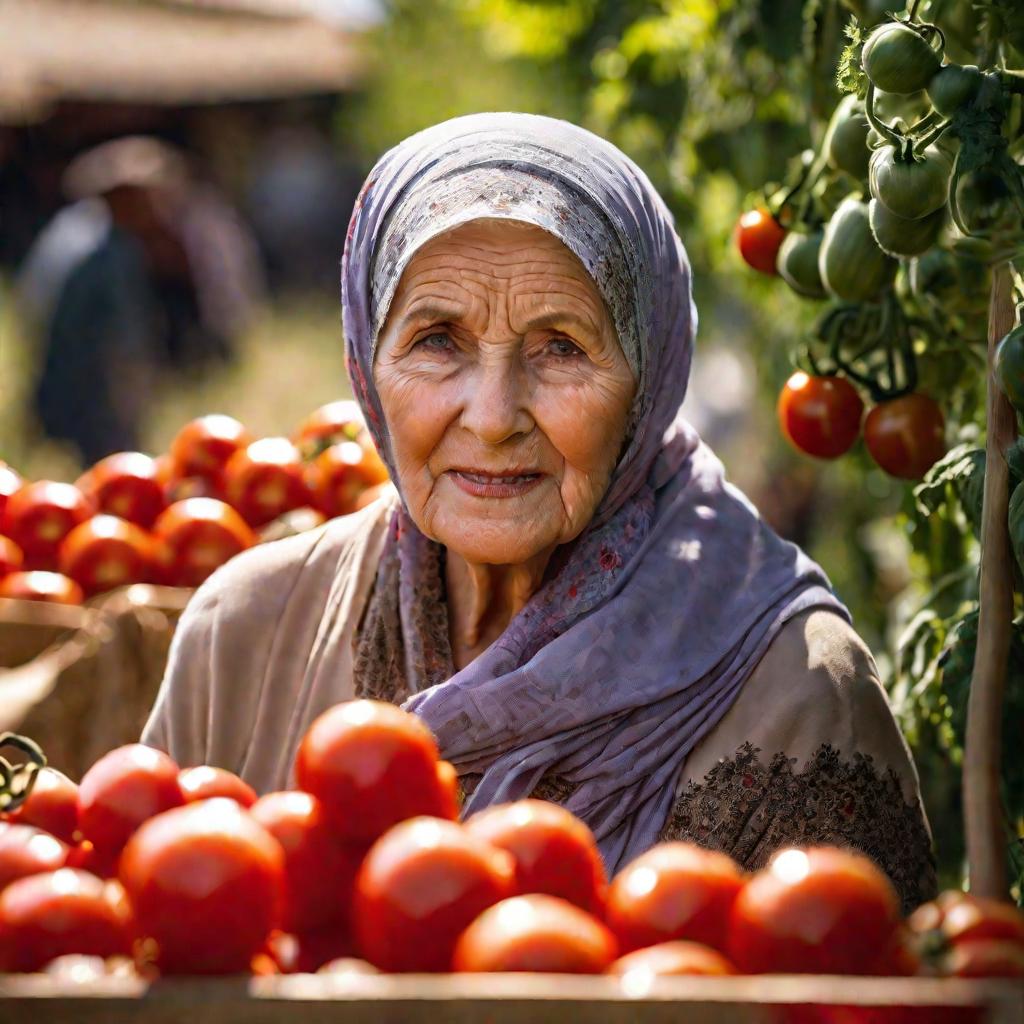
[964,262,1017,900]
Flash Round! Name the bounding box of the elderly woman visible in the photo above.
[143,113,936,911]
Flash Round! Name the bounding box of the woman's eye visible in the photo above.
[414,331,453,353]
[546,337,582,358]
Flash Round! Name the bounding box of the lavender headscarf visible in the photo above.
[342,112,848,871]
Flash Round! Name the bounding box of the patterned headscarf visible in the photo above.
[342,112,847,871]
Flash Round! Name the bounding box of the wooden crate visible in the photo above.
[0,974,1022,1023]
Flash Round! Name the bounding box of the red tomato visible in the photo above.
[6,768,80,844]
[292,400,365,460]
[224,437,310,528]
[608,940,738,978]
[77,744,184,854]
[3,481,93,570]
[453,893,617,973]
[79,452,167,529]
[119,798,284,975]
[946,939,1024,978]
[0,570,84,605]
[65,839,121,880]
[168,414,251,483]
[0,869,132,972]
[0,461,22,528]
[58,515,152,595]
[735,207,787,275]
[454,893,616,974]
[864,394,946,480]
[728,847,900,975]
[354,816,514,972]
[250,791,365,934]
[0,535,24,578]
[295,699,454,842]
[605,842,745,955]
[435,759,461,821]
[909,891,1024,949]
[305,441,389,519]
[178,766,256,808]
[465,799,607,915]
[152,498,257,588]
[778,372,864,459]
[272,925,360,974]
[0,823,69,890]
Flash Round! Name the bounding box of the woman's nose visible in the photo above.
[460,356,534,444]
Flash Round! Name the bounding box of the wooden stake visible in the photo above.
[964,262,1017,900]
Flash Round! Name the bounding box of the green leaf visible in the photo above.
[913,443,987,533]
[835,17,867,98]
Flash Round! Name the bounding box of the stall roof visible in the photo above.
[0,0,368,122]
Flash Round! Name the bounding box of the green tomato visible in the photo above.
[926,63,983,118]
[995,325,1024,412]
[869,199,946,257]
[863,22,944,95]
[909,246,990,316]
[824,96,871,181]
[777,230,827,298]
[954,166,1019,237]
[819,196,898,302]
[869,144,952,219]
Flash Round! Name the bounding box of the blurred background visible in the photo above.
[0,0,922,678]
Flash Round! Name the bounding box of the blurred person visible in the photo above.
[17,136,263,464]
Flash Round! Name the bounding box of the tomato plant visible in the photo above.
[0,571,84,605]
[224,437,310,527]
[728,847,900,975]
[58,515,152,595]
[0,869,132,973]
[77,744,184,853]
[79,452,167,529]
[152,498,257,588]
[3,481,93,570]
[353,816,514,972]
[120,798,284,975]
[178,766,257,808]
[250,790,365,934]
[452,893,617,973]
[295,699,455,842]
[465,799,606,915]
[778,372,864,459]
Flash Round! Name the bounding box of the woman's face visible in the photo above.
[373,219,636,566]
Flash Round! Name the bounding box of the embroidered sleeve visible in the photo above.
[658,741,937,914]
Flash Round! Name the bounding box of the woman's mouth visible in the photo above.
[448,469,545,499]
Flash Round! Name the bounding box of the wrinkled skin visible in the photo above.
[374,220,635,667]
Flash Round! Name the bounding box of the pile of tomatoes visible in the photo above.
[0,698,1021,997]
[0,402,389,605]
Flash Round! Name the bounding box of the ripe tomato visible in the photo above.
[946,940,1024,978]
[0,823,69,890]
[354,816,514,972]
[728,847,899,975]
[0,571,84,605]
[735,207,787,275]
[6,768,79,844]
[78,744,184,853]
[305,441,390,520]
[169,414,251,483]
[452,893,617,973]
[295,699,454,842]
[0,535,24,578]
[864,394,946,480]
[0,869,132,973]
[292,400,365,460]
[3,481,93,570]
[79,452,167,529]
[0,461,22,528]
[152,498,256,588]
[605,842,745,955]
[120,798,284,975]
[178,766,256,808]
[778,372,864,459]
[223,437,310,528]
[465,799,607,915]
[250,791,365,934]
[608,940,738,978]
[58,515,152,595]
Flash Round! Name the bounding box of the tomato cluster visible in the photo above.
[0,404,389,604]
[1,698,1021,988]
